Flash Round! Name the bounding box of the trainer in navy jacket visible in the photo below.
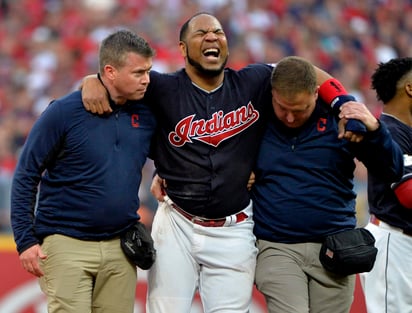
[11,91,156,254]
[252,102,402,243]
[251,56,403,313]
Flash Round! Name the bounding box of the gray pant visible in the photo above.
[255,239,355,313]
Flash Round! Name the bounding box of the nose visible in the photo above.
[142,71,150,84]
[286,112,295,123]
[205,31,218,41]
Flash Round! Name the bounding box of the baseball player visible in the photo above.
[81,13,365,313]
[360,57,412,313]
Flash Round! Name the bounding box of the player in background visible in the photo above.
[10,30,156,313]
[250,56,403,313]
[81,13,366,313]
[360,57,412,313]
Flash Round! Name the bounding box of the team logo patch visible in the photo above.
[131,114,140,128]
[169,102,259,147]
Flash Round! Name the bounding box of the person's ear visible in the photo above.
[178,41,187,58]
[405,81,412,97]
[104,65,116,80]
[314,86,319,100]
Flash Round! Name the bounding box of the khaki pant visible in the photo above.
[39,234,137,313]
[255,240,355,313]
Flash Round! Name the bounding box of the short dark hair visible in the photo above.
[371,57,412,103]
[271,56,317,97]
[99,29,155,73]
[179,12,214,42]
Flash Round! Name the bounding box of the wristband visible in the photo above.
[318,78,348,104]
[319,79,367,134]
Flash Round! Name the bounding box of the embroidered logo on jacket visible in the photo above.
[169,102,259,147]
[131,114,140,128]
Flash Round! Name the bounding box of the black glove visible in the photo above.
[120,221,156,270]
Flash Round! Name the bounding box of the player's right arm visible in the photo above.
[150,174,166,201]
[337,101,380,142]
[247,171,255,191]
[81,74,112,114]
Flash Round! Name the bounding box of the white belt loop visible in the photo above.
[163,195,173,207]
[224,215,236,226]
[164,194,248,227]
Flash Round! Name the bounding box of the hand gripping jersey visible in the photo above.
[145,64,273,218]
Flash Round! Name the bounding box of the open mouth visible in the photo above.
[202,48,220,58]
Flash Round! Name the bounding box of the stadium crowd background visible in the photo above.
[1,0,411,232]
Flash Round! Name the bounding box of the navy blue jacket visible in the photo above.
[251,103,403,243]
[11,91,156,254]
[368,113,412,232]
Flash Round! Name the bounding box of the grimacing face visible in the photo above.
[109,52,152,104]
[181,14,229,77]
[272,89,318,129]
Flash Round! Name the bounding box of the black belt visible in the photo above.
[163,195,248,227]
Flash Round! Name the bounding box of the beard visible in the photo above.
[186,51,228,78]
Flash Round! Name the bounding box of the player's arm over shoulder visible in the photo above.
[81,74,111,114]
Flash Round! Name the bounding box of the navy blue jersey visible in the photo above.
[368,113,412,231]
[251,103,403,243]
[145,64,273,218]
[11,91,156,253]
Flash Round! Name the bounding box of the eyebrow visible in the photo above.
[194,27,223,33]
[276,100,310,113]
[133,65,152,74]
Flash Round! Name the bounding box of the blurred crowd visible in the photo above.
[1,0,411,232]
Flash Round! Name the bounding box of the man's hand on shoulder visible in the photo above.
[81,74,112,115]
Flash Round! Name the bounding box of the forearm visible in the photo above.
[81,74,111,114]
[357,123,404,181]
[78,74,98,90]
[314,66,333,85]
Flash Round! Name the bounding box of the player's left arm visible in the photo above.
[313,66,333,85]
[150,174,167,201]
[313,67,367,141]
[392,172,412,209]
[247,171,255,191]
[337,101,380,138]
